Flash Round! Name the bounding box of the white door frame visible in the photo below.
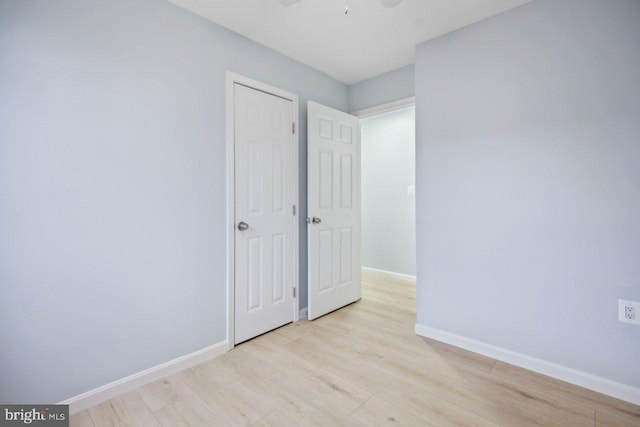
[350,96,415,118]
[225,72,300,350]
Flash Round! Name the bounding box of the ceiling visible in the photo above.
[168,0,533,84]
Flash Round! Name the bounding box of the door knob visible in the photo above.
[237,221,249,231]
[311,217,322,224]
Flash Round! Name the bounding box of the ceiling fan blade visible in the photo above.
[280,0,303,6]
[379,0,402,7]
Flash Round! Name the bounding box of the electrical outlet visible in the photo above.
[618,299,640,325]
[625,306,635,321]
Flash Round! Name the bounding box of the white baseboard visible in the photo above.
[362,267,416,283]
[60,340,228,414]
[414,324,640,406]
[299,307,308,319]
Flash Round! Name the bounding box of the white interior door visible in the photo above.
[234,83,295,344]
[307,101,361,320]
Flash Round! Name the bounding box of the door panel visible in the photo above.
[235,83,295,344]
[307,101,361,320]
[272,233,285,303]
[318,228,333,293]
[247,236,262,312]
[340,154,353,208]
[339,226,353,285]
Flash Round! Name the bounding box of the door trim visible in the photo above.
[225,72,300,350]
[350,96,415,118]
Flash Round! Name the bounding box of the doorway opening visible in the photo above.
[358,103,416,311]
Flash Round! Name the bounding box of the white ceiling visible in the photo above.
[168,0,533,84]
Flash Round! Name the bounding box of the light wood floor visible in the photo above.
[72,272,640,426]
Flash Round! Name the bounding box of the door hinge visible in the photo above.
[293,288,297,298]
[293,205,296,215]
[292,122,295,134]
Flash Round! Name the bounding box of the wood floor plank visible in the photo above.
[241,332,373,411]
[69,410,96,427]
[312,316,495,378]
[291,327,593,427]
[249,409,303,427]
[137,374,194,412]
[492,361,640,418]
[86,391,161,427]
[88,401,126,427]
[284,333,500,427]
[351,396,434,427]
[153,395,228,427]
[108,391,161,427]
[358,345,595,427]
[362,283,416,301]
[246,349,371,414]
[595,405,640,427]
[198,381,273,426]
[229,363,369,427]
[176,356,239,395]
[361,273,415,288]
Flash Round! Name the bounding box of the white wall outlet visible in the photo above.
[618,299,640,325]
[407,185,415,196]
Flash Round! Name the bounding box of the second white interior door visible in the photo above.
[307,101,361,320]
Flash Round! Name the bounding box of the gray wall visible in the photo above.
[349,65,414,113]
[0,0,347,403]
[361,107,416,276]
[415,0,640,388]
